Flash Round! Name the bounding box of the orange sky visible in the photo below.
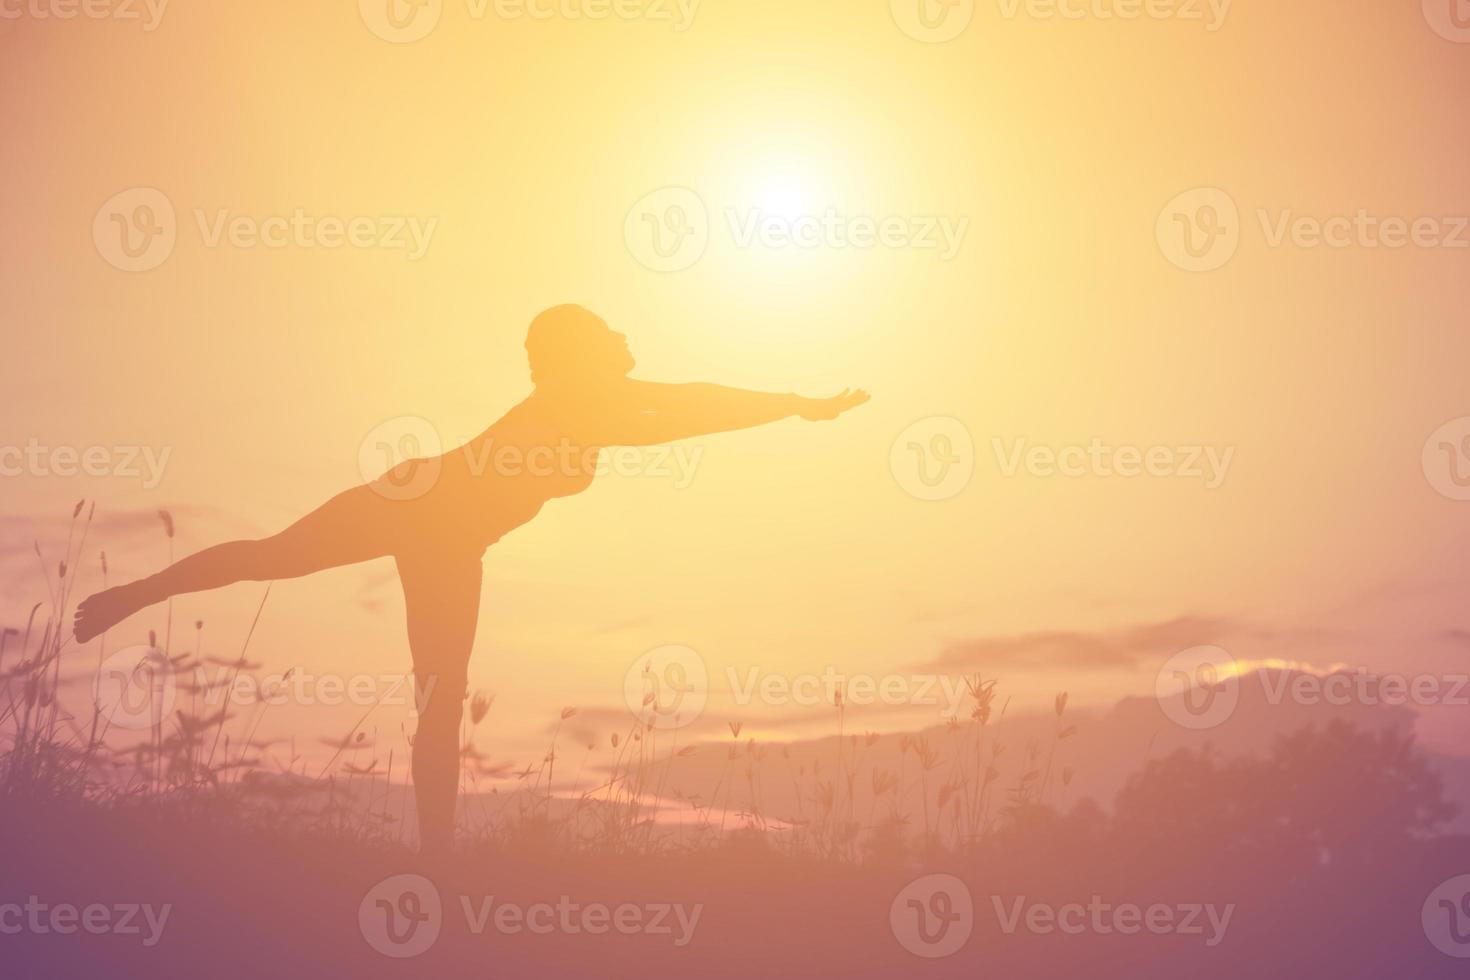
[2,0,1469,763]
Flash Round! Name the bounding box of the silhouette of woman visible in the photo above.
[74,304,869,854]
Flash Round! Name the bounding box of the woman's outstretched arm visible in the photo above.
[589,381,869,446]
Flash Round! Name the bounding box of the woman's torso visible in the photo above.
[401,394,602,551]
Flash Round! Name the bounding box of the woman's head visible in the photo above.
[525,305,635,388]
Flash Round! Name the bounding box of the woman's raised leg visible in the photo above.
[396,548,484,857]
[74,485,395,642]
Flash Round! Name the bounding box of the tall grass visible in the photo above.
[0,504,1078,862]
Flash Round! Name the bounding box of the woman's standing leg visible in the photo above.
[396,548,485,856]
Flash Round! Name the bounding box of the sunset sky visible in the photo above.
[2,0,1469,765]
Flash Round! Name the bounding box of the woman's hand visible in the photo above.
[798,389,871,421]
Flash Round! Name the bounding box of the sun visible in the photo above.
[753,176,818,223]
[734,151,825,223]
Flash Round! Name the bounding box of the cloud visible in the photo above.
[585,615,656,637]
[1440,628,1470,651]
[0,504,249,560]
[0,504,249,606]
[542,707,637,735]
[917,615,1241,673]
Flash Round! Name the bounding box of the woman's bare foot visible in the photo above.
[74,582,153,643]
